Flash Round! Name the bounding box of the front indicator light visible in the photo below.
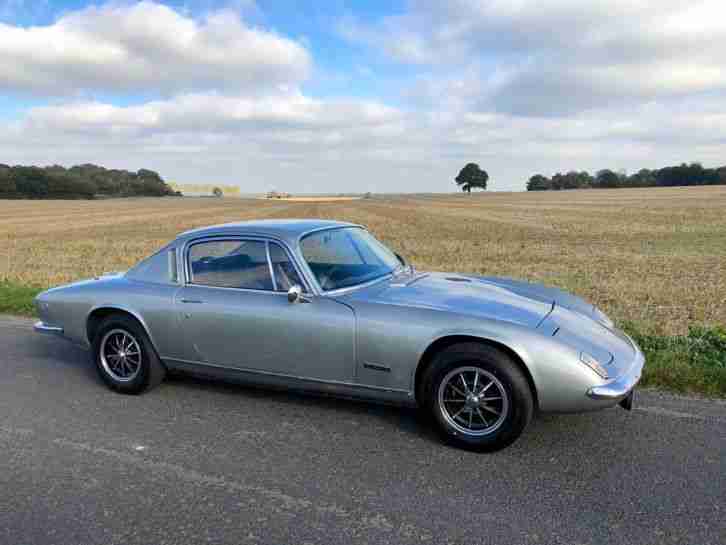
[580,351,609,379]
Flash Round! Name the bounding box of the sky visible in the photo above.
[1,1,725,193]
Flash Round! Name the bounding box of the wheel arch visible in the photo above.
[86,305,158,354]
[414,335,539,411]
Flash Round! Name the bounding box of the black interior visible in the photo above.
[191,253,272,290]
[307,262,386,290]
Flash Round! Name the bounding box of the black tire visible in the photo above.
[91,313,166,394]
[420,343,534,452]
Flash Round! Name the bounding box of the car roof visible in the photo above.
[176,219,362,246]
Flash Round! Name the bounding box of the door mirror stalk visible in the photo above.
[395,253,413,274]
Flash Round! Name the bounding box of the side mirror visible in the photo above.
[287,285,310,303]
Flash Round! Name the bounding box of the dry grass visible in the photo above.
[256,196,362,202]
[2,186,725,335]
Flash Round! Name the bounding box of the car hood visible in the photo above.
[475,275,606,323]
[340,271,558,329]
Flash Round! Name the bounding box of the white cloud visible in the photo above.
[0,1,310,95]
[2,1,726,192]
[25,91,403,135]
[5,89,725,192]
[341,0,726,116]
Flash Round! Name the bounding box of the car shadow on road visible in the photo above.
[27,336,98,381]
[165,371,442,442]
[31,336,643,459]
[163,371,639,459]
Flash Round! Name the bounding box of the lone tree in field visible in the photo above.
[455,163,488,193]
[212,186,223,198]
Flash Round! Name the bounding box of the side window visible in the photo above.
[268,243,305,292]
[188,240,273,290]
[127,247,178,285]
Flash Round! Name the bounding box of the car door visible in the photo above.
[175,237,356,383]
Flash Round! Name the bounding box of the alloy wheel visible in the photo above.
[437,366,509,436]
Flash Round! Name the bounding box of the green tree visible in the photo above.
[12,166,50,197]
[455,163,488,193]
[212,187,223,198]
[562,171,584,189]
[1,163,176,199]
[526,174,550,191]
[551,173,565,190]
[595,169,620,189]
[629,168,656,187]
[0,165,15,194]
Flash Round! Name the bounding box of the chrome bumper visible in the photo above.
[586,341,645,401]
[34,321,64,337]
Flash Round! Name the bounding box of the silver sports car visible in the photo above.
[34,219,643,451]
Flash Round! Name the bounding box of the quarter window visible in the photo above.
[126,247,178,285]
[268,243,305,291]
[188,240,273,290]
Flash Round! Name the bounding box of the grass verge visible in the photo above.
[0,280,724,397]
[622,322,726,397]
[0,281,43,316]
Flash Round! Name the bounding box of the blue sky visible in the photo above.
[1,1,725,192]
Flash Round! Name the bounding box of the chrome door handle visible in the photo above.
[180,299,204,304]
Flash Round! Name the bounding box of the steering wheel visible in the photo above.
[320,265,343,290]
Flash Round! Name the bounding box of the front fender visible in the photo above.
[411,322,606,413]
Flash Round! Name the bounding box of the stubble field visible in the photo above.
[3,186,725,336]
[2,185,726,394]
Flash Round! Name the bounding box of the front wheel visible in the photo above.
[421,343,534,451]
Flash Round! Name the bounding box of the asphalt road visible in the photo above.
[1,316,724,545]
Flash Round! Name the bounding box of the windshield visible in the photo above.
[300,227,402,291]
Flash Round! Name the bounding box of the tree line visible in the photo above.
[526,163,726,191]
[0,163,180,199]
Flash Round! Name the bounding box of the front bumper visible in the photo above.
[586,338,645,401]
[34,321,65,337]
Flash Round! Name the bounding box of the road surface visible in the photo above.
[1,316,724,545]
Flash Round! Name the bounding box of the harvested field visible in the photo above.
[256,196,362,202]
[2,186,725,336]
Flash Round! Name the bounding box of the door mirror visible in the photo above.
[287,285,310,303]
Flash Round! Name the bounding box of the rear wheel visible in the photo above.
[421,343,534,451]
[92,314,166,394]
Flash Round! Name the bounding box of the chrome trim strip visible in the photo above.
[323,273,395,296]
[265,241,277,292]
[182,235,312,295]
[165,357,410,395]
[34,321,64,336]
[176,283,290,297]
[586,344,645,400]
[268,240,311,294]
